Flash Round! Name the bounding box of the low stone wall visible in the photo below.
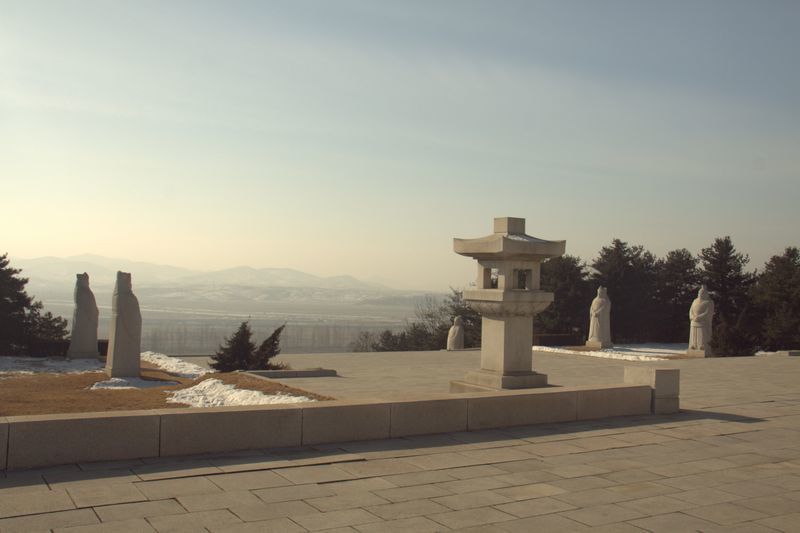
[0,369,676,471]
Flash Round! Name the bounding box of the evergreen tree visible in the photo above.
[753,247,800,350]
[0,253,68,355]
[0,253,33,354]
[349,331,377,352]
[699,236,758,355]
[252,324,287,370]
[591,239,657,342]
[371,329,405,351]
[535,255,592,337]
[652,249,700,342]
[210,321,256,371]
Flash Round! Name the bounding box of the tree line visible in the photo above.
[0,253,69,355]
[352,237,800,356]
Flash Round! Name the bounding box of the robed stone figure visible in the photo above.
[66,273,99,358]
[447,316,465,351]
[688,285,714,357]
[106,271,142,377]
[586,286,612,349]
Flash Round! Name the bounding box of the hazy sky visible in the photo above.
[2,1,798,290]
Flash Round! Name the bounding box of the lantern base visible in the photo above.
[451,369,549,392]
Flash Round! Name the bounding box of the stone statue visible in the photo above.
[66,273,99,358]
[688,285,714,357]
[447,316,465,351]
[105,271,142,377]
[586,286,612,349]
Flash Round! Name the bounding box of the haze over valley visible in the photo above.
[14,254,429,354]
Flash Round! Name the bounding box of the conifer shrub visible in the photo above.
[211,321,287,371]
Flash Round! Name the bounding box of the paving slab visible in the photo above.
[207,517,306,533]
[561,502,646,526]
[135,476,223,500]
[495,513,588,532]
[292,508,383,531]
[355,516,447,533]
[95,500,187,523]
[0,488,75,518]
[427,507,516,529]
[365,499,451,520]
[0,509,99,532]
[683,501,770,525]
[495,496,577,518]
[229,500,319,522]
[146,509,242,532]
[253,483,335,503]
[54,517,156,532]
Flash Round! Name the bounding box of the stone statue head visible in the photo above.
[76,272,89,287]
[115,271,132,293]
[453,316,463,327]
[698,285,708,299]
[598,286,607,298]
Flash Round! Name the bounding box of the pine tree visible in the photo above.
[753,247,800,350]
[0,253,68,355]
[591,239,658,342]
[699,236,758,355]
[0,253,33,354]
[535,255,593,338]
[210,321,256,371]
[652,249,700,342]
[252,324,287,370]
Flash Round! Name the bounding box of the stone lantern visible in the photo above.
[451,217,565,391]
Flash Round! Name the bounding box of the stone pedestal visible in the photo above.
[685,348,711,358]
[450,217,565,392]
[585,340,612,350]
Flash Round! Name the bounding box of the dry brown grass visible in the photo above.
[0,362,331,417]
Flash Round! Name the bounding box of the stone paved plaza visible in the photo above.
[1,351,799,532]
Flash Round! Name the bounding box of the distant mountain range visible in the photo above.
[13,254,387,292]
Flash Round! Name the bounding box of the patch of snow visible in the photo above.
[166,378,314,408]
[141,351,211,378]
[506,234,547,242]
[533,344,689,361]
[91,377,178,390]
[0,356,103,375]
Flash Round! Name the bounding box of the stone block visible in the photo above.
[390,398,468,437]
[654,397,680,414]
[0,417,8,471]
[302,401,391,445]
[467,389,577,430]
[624,367,680,398]
[159,405,301,456]
[576,385,651,420]
[6,411,159,470]
[607,385,652,417]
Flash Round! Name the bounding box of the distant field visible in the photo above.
[42,297,416,354]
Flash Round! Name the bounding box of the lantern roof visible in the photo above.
[453,217,566,261]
